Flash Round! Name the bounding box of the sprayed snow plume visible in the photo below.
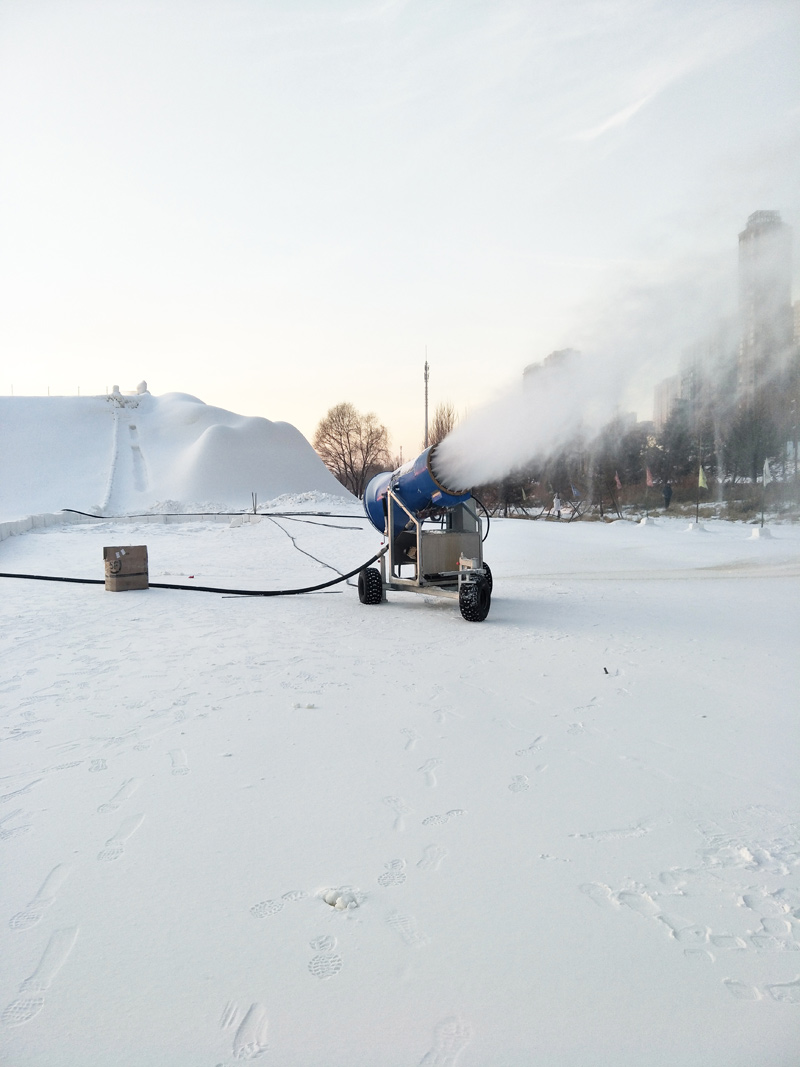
[434,349,626,488]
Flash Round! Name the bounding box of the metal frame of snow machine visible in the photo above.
[359,488,492,621]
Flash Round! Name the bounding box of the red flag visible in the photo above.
[615,471,622,489]
[646,467,653,487]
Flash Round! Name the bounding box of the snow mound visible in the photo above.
[259,491,363,513]
[0,392,352,520]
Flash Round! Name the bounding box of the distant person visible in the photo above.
[552,493,561,520]
[662,484,672,509]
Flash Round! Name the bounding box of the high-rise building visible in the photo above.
[679,318,738,430]
[522,348,579,387]
[653,375,680,432]
[737,211,793,406]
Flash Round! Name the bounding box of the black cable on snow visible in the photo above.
[263,515,346,577]
[271,516,366,530]
[0,573,105,586]
[60,508,366,523]
[0,545,388,598]
[61,509,111,518]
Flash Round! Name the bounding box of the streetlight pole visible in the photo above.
[424,355,429,449]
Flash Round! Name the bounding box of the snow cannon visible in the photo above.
[363,445,472,539]
[359,445,492,621]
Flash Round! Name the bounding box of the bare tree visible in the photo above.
[428,401,458,448]
[313,402,391,497]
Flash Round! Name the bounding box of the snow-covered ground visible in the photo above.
[1,510,798,1066]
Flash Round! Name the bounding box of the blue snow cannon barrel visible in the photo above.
[363,445,472,538]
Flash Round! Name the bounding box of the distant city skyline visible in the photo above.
[654,209,798,431]
[2,1,799,454]
[737,210,795,406]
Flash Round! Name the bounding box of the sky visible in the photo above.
[1,0,799,458]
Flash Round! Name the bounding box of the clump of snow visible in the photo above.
[321,887,362,910]
[259,491,362,513]
[147,500,189,514]
[146,500,247,515]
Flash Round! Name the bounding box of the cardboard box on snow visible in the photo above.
[103,545,149,591]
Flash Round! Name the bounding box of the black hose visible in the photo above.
[473,495,491,542]
[0,573,105,586]
[0,544,388,598]
[60,508,364,522]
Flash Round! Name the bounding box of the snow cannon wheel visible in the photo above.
[459,575,491,622]
[481,562,493,593]
[358,567,383,605]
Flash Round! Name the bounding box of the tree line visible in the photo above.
[472,368,800,517]
[314,363,799,516]
[313,401,456,498]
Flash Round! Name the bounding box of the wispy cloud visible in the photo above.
[342,0,414,24]
[560,1,775,143]
[569,93,654,140]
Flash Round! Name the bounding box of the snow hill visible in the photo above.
[0,390,352,521]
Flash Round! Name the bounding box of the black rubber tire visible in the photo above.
[459,575,491,622]
[481,562,493,593]
[358,566,383,605]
